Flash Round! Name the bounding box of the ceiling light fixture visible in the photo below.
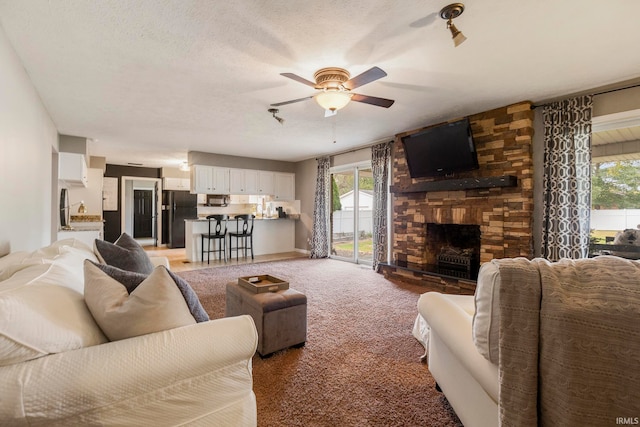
[440,3,467,47]
[268,108,285,125]
[315,89,353,112]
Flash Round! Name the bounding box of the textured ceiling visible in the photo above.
[2,0,640,168]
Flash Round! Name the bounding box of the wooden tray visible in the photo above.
[238,274,289,293]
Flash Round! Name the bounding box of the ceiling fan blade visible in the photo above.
[270,96,314,107]
[343,66,387,90]
[351,93,395,108]
[280,73,317,87]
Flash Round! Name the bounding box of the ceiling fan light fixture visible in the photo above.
[315,89,352,111]
[440,3,466,47]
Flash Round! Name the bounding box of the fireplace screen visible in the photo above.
[426,223,480,279]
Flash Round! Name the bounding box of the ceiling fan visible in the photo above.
[270,66,395,116]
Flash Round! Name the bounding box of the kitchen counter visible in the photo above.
[185,216,296,262]
[58,228,102,247]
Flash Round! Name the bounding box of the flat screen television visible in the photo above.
[401,118,479,178]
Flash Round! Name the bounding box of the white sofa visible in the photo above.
[415,256,640,427]
[0,239,258,426]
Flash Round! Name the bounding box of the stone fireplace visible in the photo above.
[380,101,535,294]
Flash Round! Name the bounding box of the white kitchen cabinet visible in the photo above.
[57,229,101,248]
[212,167,230,194]
[229,169,244,193]
[191,165,230,194]
[59,152,88,187]
[274,172,295,201]
[229,168,258,194]
[191,165,212,193]
[257,171,275,195]
[244,169,259,194]
[229,169,260,195]
[163,177,190,191]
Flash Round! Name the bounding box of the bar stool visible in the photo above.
[228,214,254,260]
[201,214,227,263]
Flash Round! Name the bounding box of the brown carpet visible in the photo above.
[178,258,462,427]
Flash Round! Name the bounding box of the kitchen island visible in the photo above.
[184,217,296,262]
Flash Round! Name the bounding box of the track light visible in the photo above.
[268,108,285,125]
[440,3,467,47]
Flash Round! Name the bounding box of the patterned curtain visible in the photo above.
[542,95,593,261]
[310,156,330,258]
[371,141,392,270]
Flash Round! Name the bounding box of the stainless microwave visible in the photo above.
[207,195,228,207]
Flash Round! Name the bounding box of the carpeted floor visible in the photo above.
[178,258,462,427]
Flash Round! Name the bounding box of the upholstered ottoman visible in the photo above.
[225,282,307,357]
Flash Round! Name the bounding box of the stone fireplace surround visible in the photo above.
[380,101,535,294]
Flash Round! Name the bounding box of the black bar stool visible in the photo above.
[201,214,227,263]
[228,214,254,260]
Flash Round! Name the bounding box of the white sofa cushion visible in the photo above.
[0,262,108,366]
[84,261,196,341]
[472,261,501,363]
[0,239,108,366]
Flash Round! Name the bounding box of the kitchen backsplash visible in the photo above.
[196,195,300,219]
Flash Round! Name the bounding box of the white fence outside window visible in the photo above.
[590,209,640,231]
[332,210,373,237]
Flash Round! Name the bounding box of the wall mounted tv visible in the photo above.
[401,118,479,178]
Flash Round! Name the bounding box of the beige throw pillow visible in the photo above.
[472,261,501,363]
[84,261,196,341]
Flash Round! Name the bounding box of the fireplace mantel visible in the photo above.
[390,175,517,194]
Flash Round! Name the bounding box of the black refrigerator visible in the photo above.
[164,190,198,248]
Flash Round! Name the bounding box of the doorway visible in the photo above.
[121,176,162,247]
[133,189,153,238]
[330,162,373,265]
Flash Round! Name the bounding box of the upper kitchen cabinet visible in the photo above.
[191,165,230,194]
[257,171,275,195]
[274,172,295,201]
[59,152,88,187]
[163,177,190,191]
[229,169,259,194]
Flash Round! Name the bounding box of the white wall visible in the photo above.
[67,168,104,216]
[0,23,58,251]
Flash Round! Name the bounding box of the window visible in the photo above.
[590,111,640,245]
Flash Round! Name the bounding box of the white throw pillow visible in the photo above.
[84,262,196,341]
[0,251,31,281]
[0,263,108,367]
[472,261,501,363]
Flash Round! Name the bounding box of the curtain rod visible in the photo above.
[315,139,393,160]
[531,83,640,110]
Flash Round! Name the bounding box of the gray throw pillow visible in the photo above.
[88,261,209,323]
[94,233,154,274]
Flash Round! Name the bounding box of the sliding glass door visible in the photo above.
[330,163,373,265]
